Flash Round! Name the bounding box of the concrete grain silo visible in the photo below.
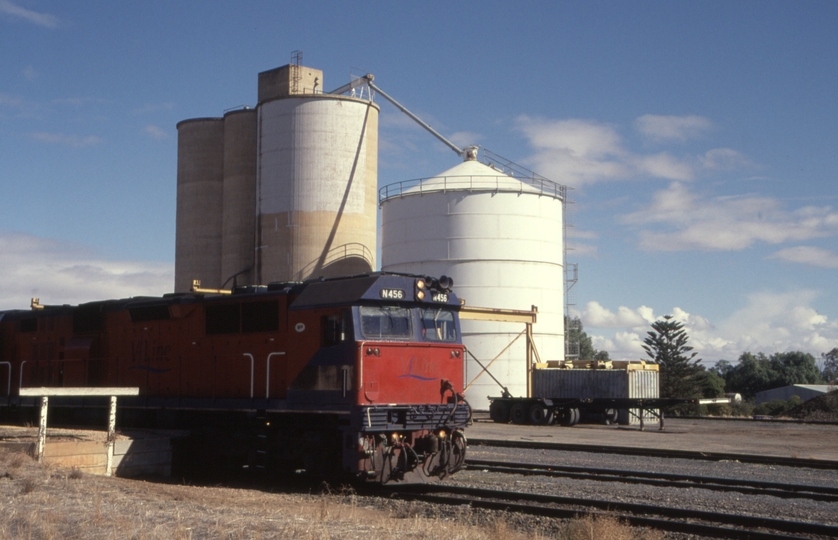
[221,108,257,287]
[255,66,379,283]
[380,157,566,409]
[174,62,379,291]
[175,118,224,293]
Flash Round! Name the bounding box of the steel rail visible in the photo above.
[467,459,838,502]
[384,484,838,539]
[467,437,838,470]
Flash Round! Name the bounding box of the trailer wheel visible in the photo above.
[557,407,577,427]
[510,403,529,425]
[529,403,554,425]
[489,401,510,423]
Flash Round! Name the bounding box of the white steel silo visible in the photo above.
[255,88,379,284]
[380,157,566,410]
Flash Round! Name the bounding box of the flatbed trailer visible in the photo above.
[488,396,728,430]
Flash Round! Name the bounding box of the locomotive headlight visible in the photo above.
[437,429,447,439]
[414,279,427,301]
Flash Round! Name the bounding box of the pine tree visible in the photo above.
[642,315,703,401]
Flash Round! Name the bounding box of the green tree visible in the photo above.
[694,369,725,398]
[770,351,823,386]
[709,359,734,379]
[642,315,704,401]
[565,317,608,361]
[821,348,838,383]
[593,350,610,361]
[721,351,825,400]
[694,369,728,416]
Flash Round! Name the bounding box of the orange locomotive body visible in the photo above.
[0,273,470,483]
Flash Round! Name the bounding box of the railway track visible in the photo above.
[468,437,838,469]
[384,483,838,540]
[466,458,838,503]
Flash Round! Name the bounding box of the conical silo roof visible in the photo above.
[380,158,564,204]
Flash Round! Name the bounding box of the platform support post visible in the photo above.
[106,395,117,476]
[37,396,48,462]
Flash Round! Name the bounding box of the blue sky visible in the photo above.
[1,1,836,365]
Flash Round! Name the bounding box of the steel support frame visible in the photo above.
[459,305,540,398]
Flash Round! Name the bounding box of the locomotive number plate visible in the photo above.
[432,293,449,303]
[379,288,405,300]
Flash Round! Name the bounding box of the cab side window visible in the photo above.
[321,309,353,346]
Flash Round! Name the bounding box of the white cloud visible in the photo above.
[0,231,173,310]
[0,92,25,109]
[52,96,111,108]
[515,116,729,186]
[0,0,59,28]
[516,116,632,186]
[716,290,837,357]
[634,114,713,142]
[622,182,838,251]
[22,65,37,80]
[31,132,102,147]
[581,301,653,329]
[144,124,169,140]
[132,103,175,115]
[565,227,598,258]
[515,114,755,187]
[769,246,838,269]
[632,152,694,181]
[591,331,647,359]
[581,292,838,363]
[700,148,753,170]
[447,131,482,149]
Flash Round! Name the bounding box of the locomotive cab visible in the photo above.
[284,274,469,482]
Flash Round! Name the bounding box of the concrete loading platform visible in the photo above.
[0,425,179,477]
[468,415,838,463]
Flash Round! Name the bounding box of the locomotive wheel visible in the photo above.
[529,403,554,425]
[569,408,580,426]
[510,403,529,425]
[489,401,511,423]
[603,408,618,425]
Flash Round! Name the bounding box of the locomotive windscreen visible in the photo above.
[359,306,412,340]
[419,308,457,342]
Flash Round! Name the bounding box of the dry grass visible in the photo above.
[563,514,663,540]
[0,446,662,539]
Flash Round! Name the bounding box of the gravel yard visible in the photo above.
[461,445,838,529]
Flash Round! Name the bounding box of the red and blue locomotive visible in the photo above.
[0,273,470,483]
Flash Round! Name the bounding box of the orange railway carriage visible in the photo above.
[0,273,470,483]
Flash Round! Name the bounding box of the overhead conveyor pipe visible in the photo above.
[331,74,471,161]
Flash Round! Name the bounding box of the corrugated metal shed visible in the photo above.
[755,384,832,405]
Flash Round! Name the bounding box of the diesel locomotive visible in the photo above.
[0,273,470,483]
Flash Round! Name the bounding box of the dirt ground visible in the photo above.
[0,445,661,540]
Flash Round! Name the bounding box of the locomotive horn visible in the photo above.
[438,275,453,290]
